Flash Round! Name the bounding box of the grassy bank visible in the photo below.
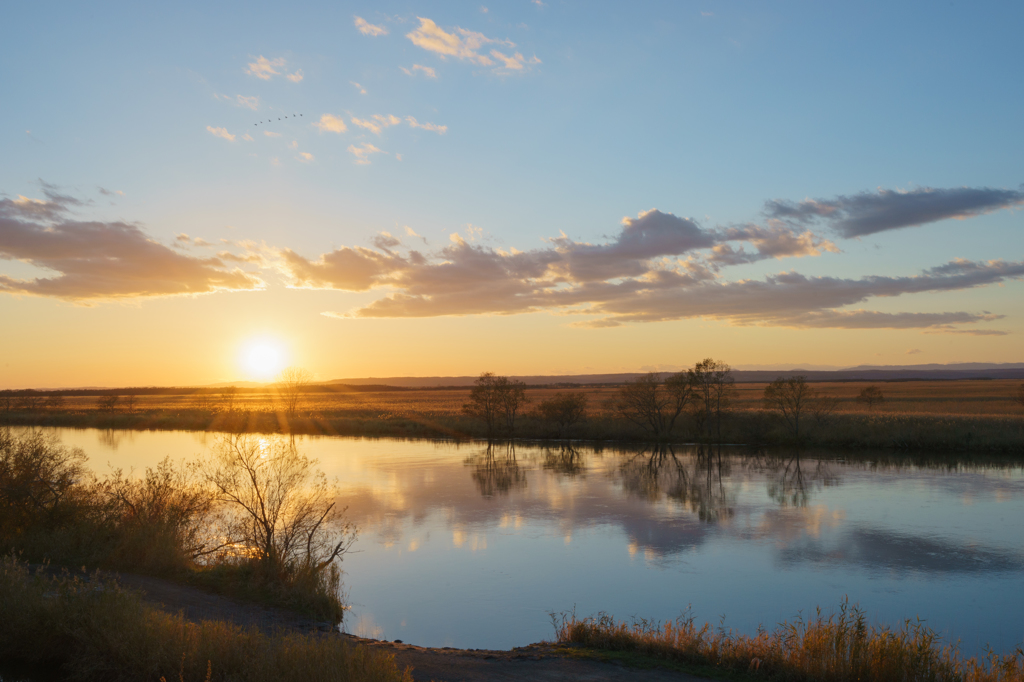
[0,429,349,623]
[554,602,1024,682]
[0,558,410,682]
[3,406,1022,453]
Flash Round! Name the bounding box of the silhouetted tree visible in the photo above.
[464,372,529,438]
[857,385,885,409]
[278,367,313,415]
[615,372,692,439]
[221,386,238,413]
[123,392,138,415]
[1014,383,1024,409]
[537,392,588,437]
[763,376,814,440]
[97,395,120,413]
[43,395,65,412]
[688,358,735,442]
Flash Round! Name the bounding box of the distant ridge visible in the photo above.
[329,363,1024,387]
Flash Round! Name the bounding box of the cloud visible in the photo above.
[286,70,304,83]
[405,116,447,134]
[281,205,1020,333]
[206,126,235,141]
[708,224,839,266]
[371,232,401,251]
[351,114,402,135]
[263,130,281,137]
[347,142,385,165]
[0,191,263,300]
[236,95,259,110]
[97,187,124,197]
[297,152,314,163]
[401,64,438,79]
[405,17,538,73]
[354,17,387,36]
[351,81,367,94]
[907,348,922,355]
[765,186,1024,238]
[245,56,285,80]
[313,113,347,134]
[242,133,253,141]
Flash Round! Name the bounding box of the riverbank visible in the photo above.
[3,407,1022,453]
[0,559,705,682]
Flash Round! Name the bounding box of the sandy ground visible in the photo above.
[91,571,706,682]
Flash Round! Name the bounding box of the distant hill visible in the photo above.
[328,363,1024,387]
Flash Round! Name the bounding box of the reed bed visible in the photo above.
[0,558,410,682]
[554,601,1024,682]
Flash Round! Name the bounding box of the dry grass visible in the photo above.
[4,380,1022,451]
[39,380,1024,418]
[554,601,1024,682]
[0,557,411,682]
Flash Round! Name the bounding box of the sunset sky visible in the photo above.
[2,1,1022,388]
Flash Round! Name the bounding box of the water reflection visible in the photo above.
[465,442,527,497]
[760,450,838,508]
[615,445,734,523]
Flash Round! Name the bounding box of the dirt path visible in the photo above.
[76,570,707,682]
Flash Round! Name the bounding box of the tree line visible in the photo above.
[464,360,913,442]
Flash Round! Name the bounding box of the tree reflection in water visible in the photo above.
[758,450,838,508]
[542,443,585,477]
[464,441,528,498]
[616,444,735,523]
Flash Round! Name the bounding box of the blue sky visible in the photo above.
[1,1,1022,386]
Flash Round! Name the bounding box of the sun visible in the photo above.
[240,339,287,381]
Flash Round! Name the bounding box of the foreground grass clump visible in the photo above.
[553,601,1024,682]
[0,558,410,682]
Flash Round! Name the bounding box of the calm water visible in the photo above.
[26,428,1024,655]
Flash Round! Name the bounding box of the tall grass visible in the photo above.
[553,601,1024,682]
[0,557,410,682]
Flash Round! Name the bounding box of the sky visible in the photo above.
[1,1,1022,388]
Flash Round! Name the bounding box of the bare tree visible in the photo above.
[688,358,735,442]
[97,395,120,413]
[122,392,138,415]
[278,367,314,416]
[221,386,238,413]
[43,395,65,412]
[763,376,815,440]
[1014,383,1024,409]
[464,373,529,438]
[499,378,529,437]
[204,434,354,577]
[0,429,89,531]
[615,372,693,439]
[856,385,885,410]
[464,372,504,437]
[537,392,588,438]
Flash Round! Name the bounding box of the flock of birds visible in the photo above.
[254,114,302,126]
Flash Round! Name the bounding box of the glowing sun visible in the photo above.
[241,339,287,380]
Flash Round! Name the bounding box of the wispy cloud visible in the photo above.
[298,152,314,163]
[351,114,402,135]
[405,17,540,73]
[312,113,347,134]
[401,64,438,79]
[245,55,285,80]
[286,69,304,83]
[347,142,385,165]
[765,186,1024,238]
[206,126,235,141]
[354,16,387,36]
[351,81,367,94]
[97,187,124,197]
[405,116,447,134]
[263,130,281,137]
